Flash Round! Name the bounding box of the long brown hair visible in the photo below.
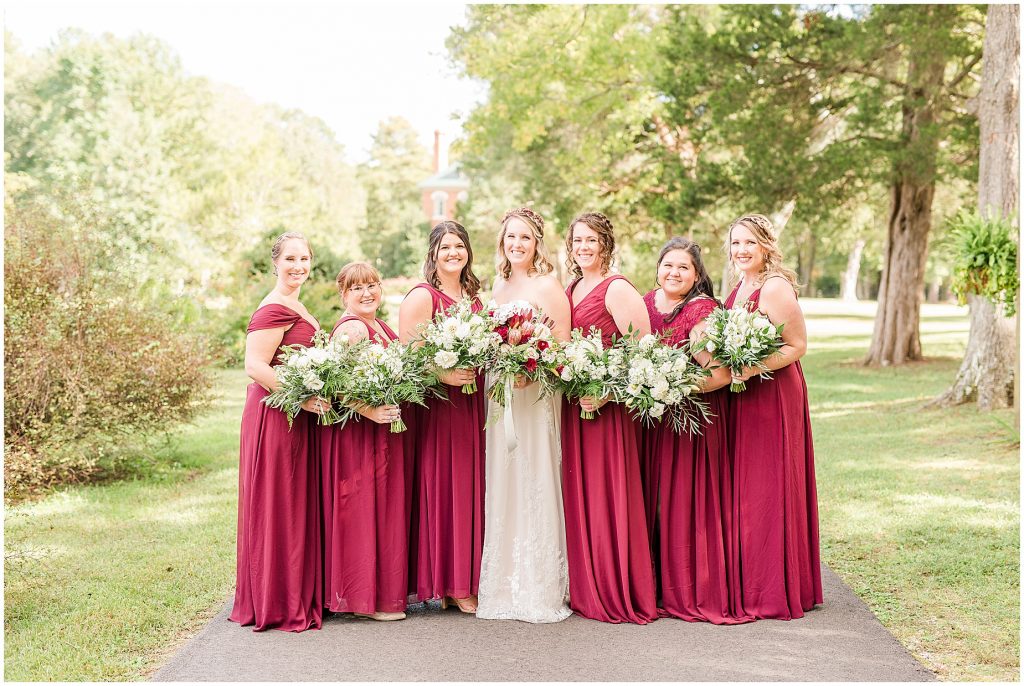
[565,211,615,278]
[496,207,555,279]
[656,237,718,323]
[725,213,800,293]
[423,220,481,298]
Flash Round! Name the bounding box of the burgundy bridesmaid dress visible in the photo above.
[641,291,752,624]
[230,304,322,632]
[725,280,823,619]
[561,275,658,624]
[405,283,486,601]
[320,316,407,614]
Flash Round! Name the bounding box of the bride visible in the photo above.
[476,207,572,623]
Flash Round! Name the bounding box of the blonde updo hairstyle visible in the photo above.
[270,231,313,276]
[726,213,800,293]
[495,207,555,279]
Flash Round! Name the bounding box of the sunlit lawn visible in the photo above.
[3,300,1019,681]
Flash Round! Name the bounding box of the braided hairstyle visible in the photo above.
[496,206,555,279]
[565,211,615,278]
[725,213,800,293]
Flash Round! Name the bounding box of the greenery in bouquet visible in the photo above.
[554,327,621,419]
[696,307,784,392]
[262,330,350,426]
[335,339,442,433]
[613,333,712,435]
[418,298,500,394]
[484,300,560,407]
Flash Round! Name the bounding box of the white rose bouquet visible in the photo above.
[554,328,621,419]
[419,298,500,394]
[696,307,785,392]
[484,300,559,407]
[612,333,712,435]
[335,340,441,433]
[263,330,349,426]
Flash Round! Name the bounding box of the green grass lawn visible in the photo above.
[4,300,1019,681]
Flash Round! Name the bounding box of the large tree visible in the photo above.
[447,5,669,230]
[357,117,433,278]
[934,4,1019,409]
[862,5,983,365]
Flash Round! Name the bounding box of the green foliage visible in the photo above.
[944,210,1019,315]
[4,30,366,363]
[357,117,433,278]
[4,190,212,500]
[448,5,670,235]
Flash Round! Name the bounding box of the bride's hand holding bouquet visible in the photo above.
[485,300,559,407]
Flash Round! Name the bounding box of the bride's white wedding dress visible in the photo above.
[476,327,571,623]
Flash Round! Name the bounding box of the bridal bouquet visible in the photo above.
[613,333,712,435]
[697,307,784,392]
[335,340,440,433]
[554,328,622,419]
[419,299,500,394]
[263,330,349,426]
[485,300,559,407]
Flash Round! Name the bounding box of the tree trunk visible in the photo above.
[865,24,948,366]
[841,239,866,302]
[926,278,941,304]
[799,229,816,295]
[934,3,1019,410]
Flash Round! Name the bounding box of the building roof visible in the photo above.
[417,162,471,191]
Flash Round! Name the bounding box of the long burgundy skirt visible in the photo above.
[561,400,658,624]
[230,383,322,632]
[411,382,486,600]
[321,418,407,614]
[730,363,822,619]
[645,390,752,624]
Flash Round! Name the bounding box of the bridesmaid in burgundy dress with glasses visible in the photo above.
[230,232,326,632]
[724,213,822,620]
[641,237,751,624]
[398,221,486,614]
[561,212,657,624]
[321,262,407,621]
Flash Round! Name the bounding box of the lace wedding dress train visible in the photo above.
[476,378,571,623]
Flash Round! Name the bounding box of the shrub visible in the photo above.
[4,193,212,500]
[944,210,1019,316]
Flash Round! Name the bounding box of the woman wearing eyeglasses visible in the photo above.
[320,262,408,621]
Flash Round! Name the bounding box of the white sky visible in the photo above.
[3,1,487,163]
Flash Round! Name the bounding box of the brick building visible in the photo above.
[417,130,469,224]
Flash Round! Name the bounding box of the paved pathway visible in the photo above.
[153,566,933,682]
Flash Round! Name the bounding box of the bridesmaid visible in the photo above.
[561,211,658,624]
[321,262,407,621]
[398,220,486,613]
[230,231,325,632]
[724,213,822,620]
[641,237,751,624]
